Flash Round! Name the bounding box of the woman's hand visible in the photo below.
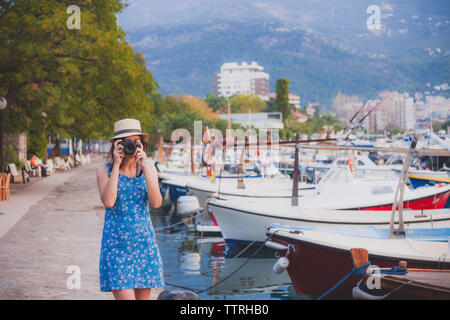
[113,139,124,165]
[136,140,147,167]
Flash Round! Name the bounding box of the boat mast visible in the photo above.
[237,137,246,189]
[292,134,300,206]
[389,136,418,239]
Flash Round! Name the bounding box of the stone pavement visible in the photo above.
[0,157,163,300]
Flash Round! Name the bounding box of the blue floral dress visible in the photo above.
[99,162,165,291]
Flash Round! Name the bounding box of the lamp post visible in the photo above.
[0,97,7,172]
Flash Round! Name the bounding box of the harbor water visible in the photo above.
[151,206,307,300]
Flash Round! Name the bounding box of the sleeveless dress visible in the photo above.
[99,162,165,291]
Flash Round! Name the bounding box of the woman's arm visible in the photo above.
[135,141,162,209]
[142,162,163,209]
[97,163,120,208]
[97,140,123,208]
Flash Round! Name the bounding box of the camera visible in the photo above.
[119,140,138,155]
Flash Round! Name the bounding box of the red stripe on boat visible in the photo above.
[354,190,450,211]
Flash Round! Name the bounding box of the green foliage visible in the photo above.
[229,94,267,113]
[4,145,19,167]
[275,79,291,121]
[148,91,228,145]
[0,0,157,145]
[433,120,450,133]
[27,130,48,160]
[205,93,228,112]
[266,98,276,113]
[282,109,343,138]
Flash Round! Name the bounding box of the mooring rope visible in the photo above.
[165,240,267,295]
[164,231,282,295]
[154,209,210,232]
[317,262,409,300]
[316,262,372,300]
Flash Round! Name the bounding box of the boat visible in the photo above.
[350,248,450,300]
[207,169,450,245]
[264,225,450,299]
[298,167,450,211]
[187,175,316,209]
[208,195,450,246]
[408,173,450,189]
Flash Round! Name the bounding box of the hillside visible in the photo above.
[126,19,449,107]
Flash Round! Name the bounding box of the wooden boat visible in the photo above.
[350,248,450,300]
[265,226,450,299]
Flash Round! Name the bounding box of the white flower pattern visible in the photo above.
[99,163,165,291]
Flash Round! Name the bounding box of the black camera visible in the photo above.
[119,140,138,155]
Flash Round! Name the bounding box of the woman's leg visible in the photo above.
[112,289,136,300]
[135,288,151,300]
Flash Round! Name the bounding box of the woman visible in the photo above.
[97,119,164,300]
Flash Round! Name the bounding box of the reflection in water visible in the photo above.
[207,246,292,295]
[152,209,304,300]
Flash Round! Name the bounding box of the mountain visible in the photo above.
[250,0,450,57]
[120,0,450,107]
[119,0,275,30]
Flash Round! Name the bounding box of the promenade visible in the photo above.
[0,156,162,300]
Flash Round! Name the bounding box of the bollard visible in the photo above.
[157,289,200,300]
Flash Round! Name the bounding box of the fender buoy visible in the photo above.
[352,286,384,300]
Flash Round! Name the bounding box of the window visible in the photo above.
[371,186,393,195]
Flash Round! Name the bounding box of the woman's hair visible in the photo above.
[107,135,149,170]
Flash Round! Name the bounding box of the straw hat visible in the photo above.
[110,119,149,141]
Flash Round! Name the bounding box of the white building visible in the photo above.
[214,62,270,98]
[398,94,416,131]
[368,91,416,132]
[218,112,283,129]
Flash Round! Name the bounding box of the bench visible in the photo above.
[25,160,41,177]
[8,163,29,183]
[45,159,56,175]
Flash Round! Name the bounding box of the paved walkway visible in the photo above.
[0,157,162,300]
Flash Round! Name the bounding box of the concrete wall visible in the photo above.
[3,133,27,162]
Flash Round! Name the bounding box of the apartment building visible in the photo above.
[214,62,270,98]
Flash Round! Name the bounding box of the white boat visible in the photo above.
[208,196,450,246]
[297,167,450,210]
[187,175,316,208]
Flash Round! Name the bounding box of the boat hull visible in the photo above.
[408,174,450,189]
[270,233,445,299]
[208,201,450,245]
[345,188,450,211]
[189,184,316,208]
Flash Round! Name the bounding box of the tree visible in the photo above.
[0,1,157,141]
[173,95,219,121]
[275,78,291,121]
[266,98,276,112]
[205,93,228,112]
[229,94,267,113]
[321,112,341,138]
